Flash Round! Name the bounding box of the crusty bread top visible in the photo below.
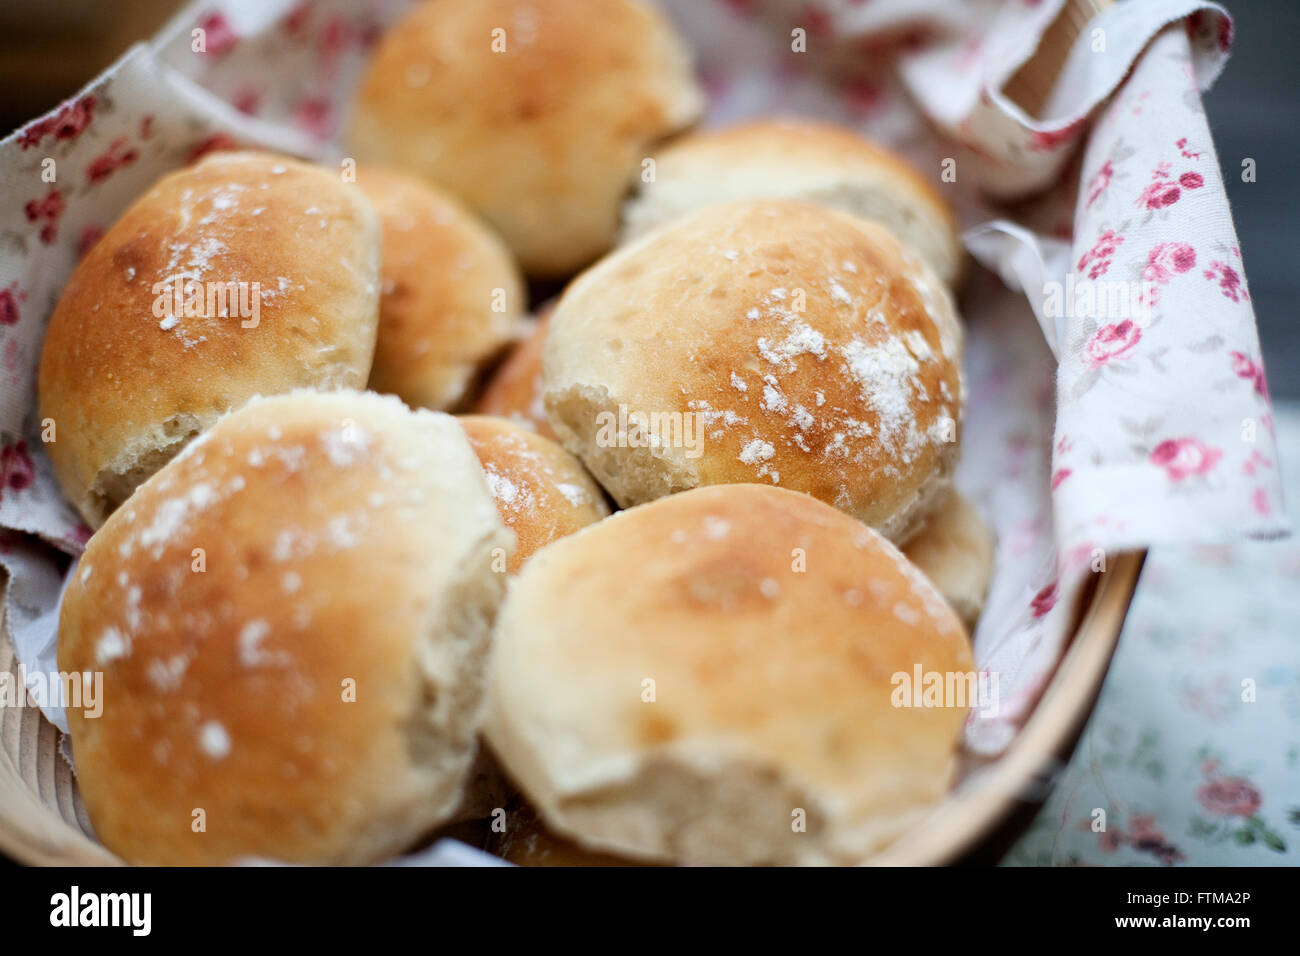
[358,166,524,411]
[348,0,703,276]
[38,151,381,527]
[622,118,962,285]
[58,390,511,865]
[471,306,555,438]
[486,484,972,864]
[543,199,964,541]
[459,414,608,572]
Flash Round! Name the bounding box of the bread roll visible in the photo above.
[485,484,972,865]
[38,151,381,528]
[58,390,513,865]
[902,492,994,629]
[471,306,555,439]
[359,166,524,410]
[442,412,611,822]
[459,415,609,573]
[349,0,704,276]
[622,118,962,286]
[543,199,964,543]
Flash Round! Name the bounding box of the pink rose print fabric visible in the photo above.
[1078,229,1123,280]
[0,0,1284,782]
[1143,241,1196,282]
[1086,320,1141,368]
[1205,256,1249,302]
[1150,438,1223,482]
[1051,16,1284,554]
[1135,161,1206,213]
[1007,409,1300,865]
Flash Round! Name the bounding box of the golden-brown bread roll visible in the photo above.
[471,306,555,438]
[446,408,612,824]
[485,484,973,865]
[358,167,524,410]
[348,0,704,276]
[38,151,381,528]
[902,491,994,629]
[459,415,609,573]
[58,390,513,865]
[543,199,964,543]
[622,118,963,286]
[431,413,611,823]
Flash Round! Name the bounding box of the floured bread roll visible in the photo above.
[459,415,609,572]
[486,484,973,865]
[472,307,555,439]
[38,151,381,528]
[349,0,704,276]
[623,118,963,285]
[902,492,994,629]
[58,391,513,865]
[543,199,964,543]
[451,416,606,824]
[359,167,524,410]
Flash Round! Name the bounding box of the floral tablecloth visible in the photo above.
[1006,402,1300,865]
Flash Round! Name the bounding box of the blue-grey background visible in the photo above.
[1201,0,1299,396]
